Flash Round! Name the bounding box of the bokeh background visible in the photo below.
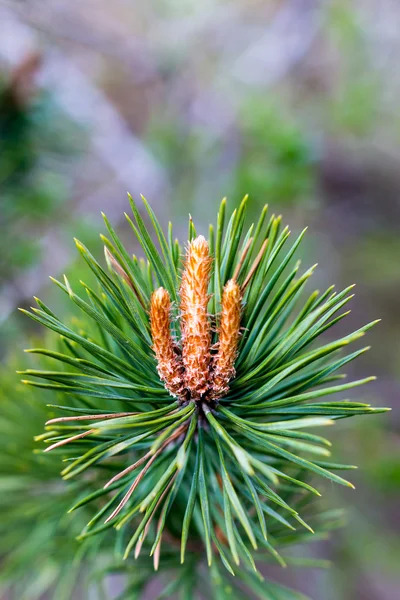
[0,1,399,598]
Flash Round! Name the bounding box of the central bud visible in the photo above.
[180,236,212,399]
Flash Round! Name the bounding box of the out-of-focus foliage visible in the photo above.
[0,354,95,600]
[325,2,380,136]
[0,55,82,282]
[146,98,315,215]
[232,99,315,206]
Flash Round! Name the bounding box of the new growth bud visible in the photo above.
[211,279,242,399]
[150,287,184,398]
[180,236,212,399]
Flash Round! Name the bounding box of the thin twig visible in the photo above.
[241,238,268,292]
[232,237,253,281]
[105,247,147,310]
[104,451,155,490]
[103,422,188,521]
[134,471,178,562]
[105,451,161,523]
[46,411,137,425]
[44,429,95,452]
[153,471,179,570]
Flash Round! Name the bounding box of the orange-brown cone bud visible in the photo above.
[180,236,212,398]
[211,279,242,399]
[150,287,184,398]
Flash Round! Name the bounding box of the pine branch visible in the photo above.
[18,195,389,598]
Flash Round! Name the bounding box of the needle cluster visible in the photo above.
[18,195,388,600]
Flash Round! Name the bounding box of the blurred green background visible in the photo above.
[0,1,399,598]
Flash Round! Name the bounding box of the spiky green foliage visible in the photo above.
[19,196,388,599]
[0,356,106,600]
